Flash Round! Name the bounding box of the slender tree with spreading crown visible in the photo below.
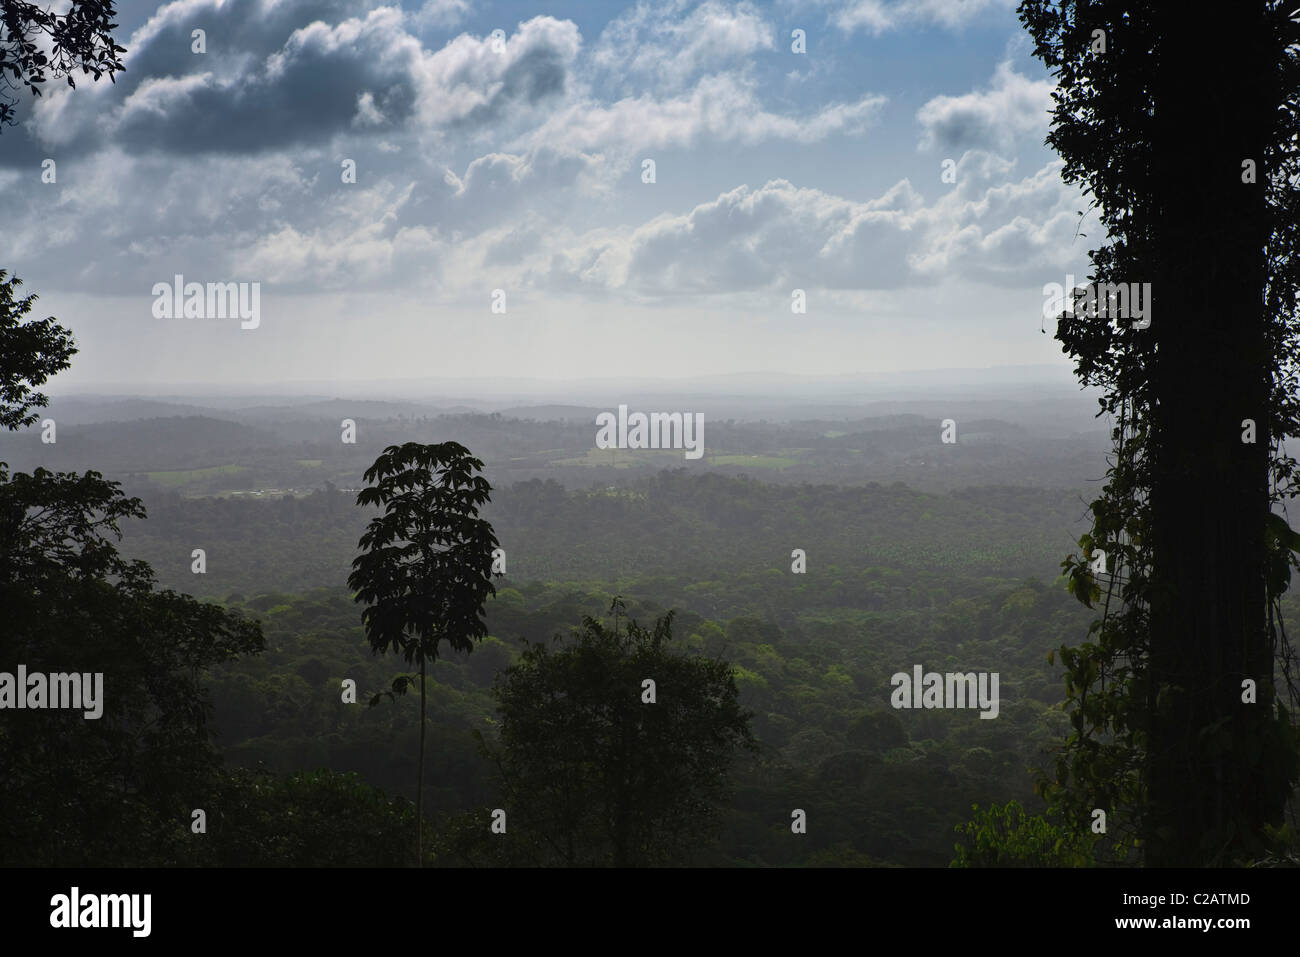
[349,441,500,866]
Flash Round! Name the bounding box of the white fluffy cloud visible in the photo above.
[542,152,1084,296]
[413,0,471,29]
[521,72,884,154]
[916,61,1054,153]
[412,16,582,131]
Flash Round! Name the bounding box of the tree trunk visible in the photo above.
[417,655,426,868]
[1146,3,1276,866]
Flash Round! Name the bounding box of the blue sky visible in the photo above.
[0,0,1100,389]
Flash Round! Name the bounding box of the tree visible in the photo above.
[2,0,118,429]
[477,601,756,866]
[348,441,500,867]
[0,272,264,865]
[199,767,417,867]
[951,800,1095,868]
[0,0,126,130]
[1022,0,1300,865]
[0,270,76,433]
[0,464,265,865]
[0,23,268,856]
[1,0,117,418]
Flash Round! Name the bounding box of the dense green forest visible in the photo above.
[116,472,1089,604]
[0,403,1110,495]
[98,454,1297,866]
[203,575,1089,865]
[5,399,1297,867]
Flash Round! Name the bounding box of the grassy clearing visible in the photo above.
[145,464,248,486]
[710,454,800,469]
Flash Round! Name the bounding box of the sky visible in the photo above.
[0,0,1102,390]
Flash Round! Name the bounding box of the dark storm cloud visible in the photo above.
[12,1,581,159]
[116,20,419,153]
[119,0,376,89]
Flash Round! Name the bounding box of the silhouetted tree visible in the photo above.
[0,463,265,864]
[1023,0,1300,865]
[0,270,75,433]
[478,602,756,866]
[0,270,266,865]
[349,441,499,866]
[0,0,126,130]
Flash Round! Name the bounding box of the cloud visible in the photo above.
[544,178,919,294]
[542,152,1084,296]
[591,0,776,92]
[1,0,1074,314]
[916,61,1054,153]
[413,0,471,29]
[10,0,880,173]
[906,152,1084,279]
[5,132,1084,303]
[482,225,544,266]
[1,136,621,297]
[22,5,580,156]
[119,7,421,152]
[412,16,581,131]
[830,0,1017,35]
[421,146,610,231]
[521,72,884,154]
